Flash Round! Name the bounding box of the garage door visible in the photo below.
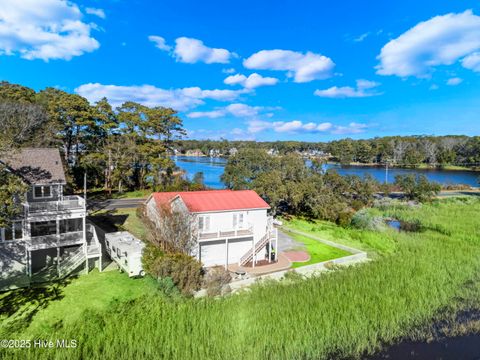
[199,237,253,267]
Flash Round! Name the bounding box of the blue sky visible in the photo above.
[1,0,480,141]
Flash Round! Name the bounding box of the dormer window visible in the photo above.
[33,185,52,199]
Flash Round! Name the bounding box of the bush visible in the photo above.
[156,277,180,297]
[203,266,232,297]
[336,209,355,227]
[399,219,423,232]
[351,210,386,231]
[146,253,203,296]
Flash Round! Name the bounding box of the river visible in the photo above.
[173,156,480,189]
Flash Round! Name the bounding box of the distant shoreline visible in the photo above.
[175,155,480,172]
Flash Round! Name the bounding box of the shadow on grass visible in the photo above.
[88,210,129,233]
[0,278,74,334]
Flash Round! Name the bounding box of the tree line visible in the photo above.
[0,81,188,193]
[222,149,441,225]
[179,136,480,168]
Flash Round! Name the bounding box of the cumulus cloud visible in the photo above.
[174,37,235,64]
[75,83,248,112]
[149,36,236,64]
[314,79,381,98]
[0,0,100,61]
[377,10,480,77]
[224,73,279,89]
[148,35,171,51]
[243,49,335,82]
[462,52,480,72]
[446,77,463,86]
[187,103,263,119]
[85,7,105,19]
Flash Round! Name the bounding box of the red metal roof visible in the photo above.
[151,190,270,213]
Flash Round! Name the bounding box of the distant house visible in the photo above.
[185,149,205,157]
[229,147,238,156]
[145,190,278,268]
[0,148,101,289]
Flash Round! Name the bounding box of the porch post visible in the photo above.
[268,236,272,263]
[56,247,60,276]
[56,218,60,245]
[275,229,278,261]
[28,250,32,277]
[252,237,255,268]
[225,238,228,270]
[82,217,86,244]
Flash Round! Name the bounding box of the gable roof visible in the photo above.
[0,148,66,185]
[151,190,270,213]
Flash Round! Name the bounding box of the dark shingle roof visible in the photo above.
[0,148,66,185]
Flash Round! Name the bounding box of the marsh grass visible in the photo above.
[5,198,480,360]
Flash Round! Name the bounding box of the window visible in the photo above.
[31,220,57,237]
[33,185,53,199]
[198,215,210,231]
[233,213,245,228]
[1,222,23,241]
[59,218,83,234]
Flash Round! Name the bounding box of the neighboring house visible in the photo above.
[0,148,102,290]
[145,190,278,268]
[185,149,205,157]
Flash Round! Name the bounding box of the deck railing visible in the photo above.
[199,224,254,240]
[27,231,84,249]
[24,196,85,215]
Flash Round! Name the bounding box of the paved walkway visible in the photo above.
[228,253,292,276]
[277,229,305,251]
[283,251,310,262]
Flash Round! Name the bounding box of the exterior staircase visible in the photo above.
[58,246,86,278]
[239,230,274,266]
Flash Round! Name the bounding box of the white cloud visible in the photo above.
[75,83,248,112]
[187,103,262,119]
[222,68,236,74]
[173,37,235,64]
[331,122,368,134]
[429,84,439,90]
[243,49,335,82]
[0,0,100,61]
[85,7,105,19]
[224,73,279,89]
[314,79,381,98]
[377,10,480,77]
[446,77,463,86]
[247,120,335,134]
[354,32,370,42]
[148,35,171,51]
[462,52,480,72]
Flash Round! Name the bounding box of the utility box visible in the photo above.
[105,232,146,277]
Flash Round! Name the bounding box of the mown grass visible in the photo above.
[282,216,398,257]
[4,198,480,360]
[286,232,351,268]
[0,271,158,339]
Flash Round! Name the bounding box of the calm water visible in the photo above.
[174,156,480,189]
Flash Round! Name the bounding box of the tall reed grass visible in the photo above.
[7,198,480,360]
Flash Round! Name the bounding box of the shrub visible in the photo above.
[156,277,180,297]
[336,209,355,227]
[203,266,232,297]
[147,253,203,296]
[351,209,386,231]
[399,219,423,232]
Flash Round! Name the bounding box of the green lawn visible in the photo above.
[286,232,351,268]
[282,216,398,257]
[0,270,158,338]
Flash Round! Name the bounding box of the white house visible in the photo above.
[145,190,278,268]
